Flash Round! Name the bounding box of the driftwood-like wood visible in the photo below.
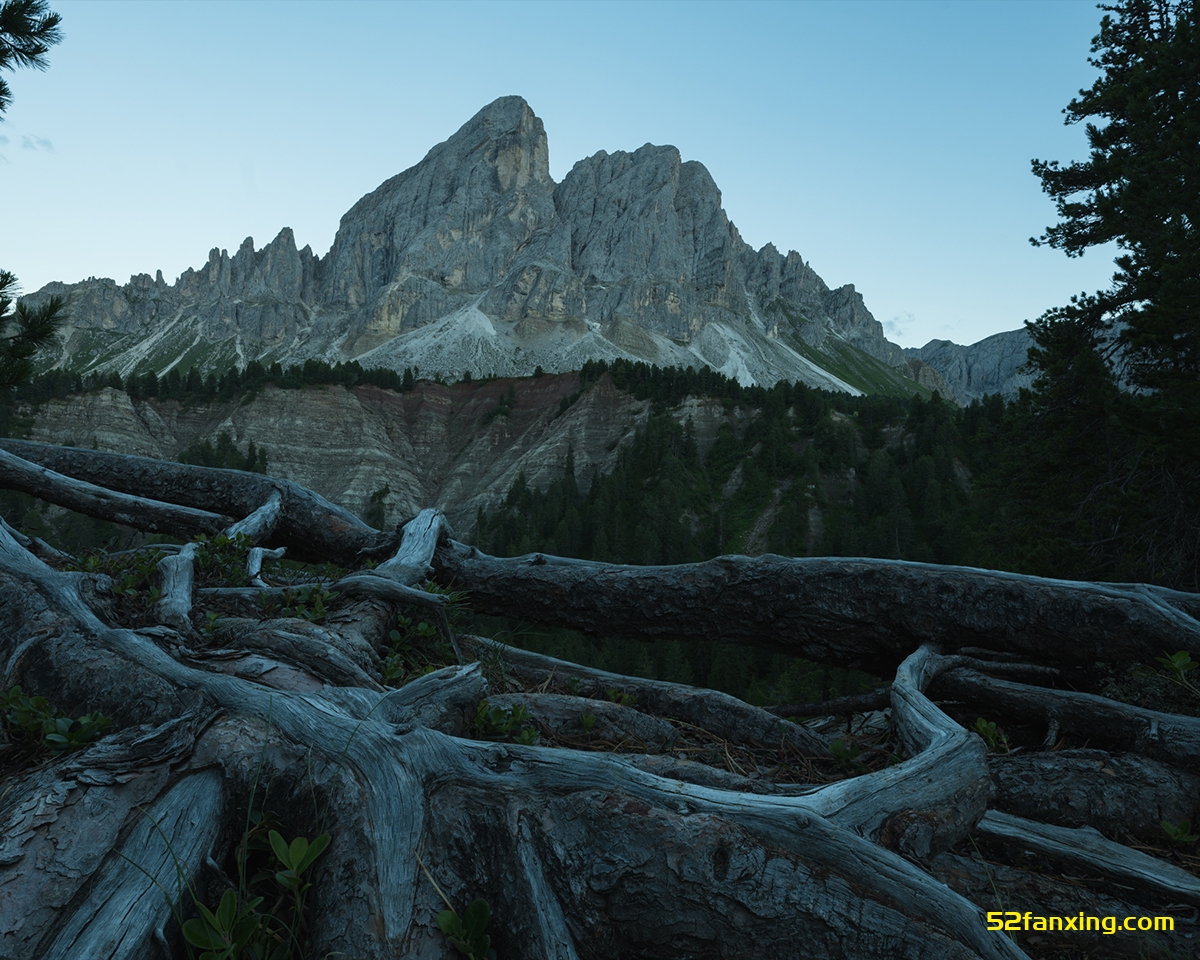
[455,633,830,755]
[154,541,199,632]
[932,667,1200,767]
[977,811,1200,906]
[0,439,396,565]
[768,685,894,718]
[987,748,1200,842]
[433,542,1200,672]
[0,447,1198,959]
[0,447,233,538]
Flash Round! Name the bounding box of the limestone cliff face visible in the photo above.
[904,329,1034,404]
[28,96,931,397]
[324,97,557,352]
[904,359,955,399]
[25,377,681,535]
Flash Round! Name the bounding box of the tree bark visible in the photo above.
[432,542,1200,673]
[0,445,1197,959]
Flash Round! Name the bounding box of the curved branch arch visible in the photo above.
[0,443,1196,958]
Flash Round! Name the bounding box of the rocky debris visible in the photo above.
[905,358,954,398]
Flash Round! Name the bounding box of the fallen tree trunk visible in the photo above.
[0,444,1197,959]
[433,542,1200,673]
[0,439,397,565]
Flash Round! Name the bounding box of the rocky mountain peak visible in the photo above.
[320,96,557,339]
[28,97,1001,399]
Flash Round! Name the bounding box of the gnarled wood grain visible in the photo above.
[0,447,1196,958]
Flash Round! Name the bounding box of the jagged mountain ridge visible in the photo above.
[31,96,940,396]
[903,329,1034,404]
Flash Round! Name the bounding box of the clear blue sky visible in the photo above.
[1,0,1119,349]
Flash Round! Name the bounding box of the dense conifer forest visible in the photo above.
[2,344,1196,711]
[472,357,1199,707]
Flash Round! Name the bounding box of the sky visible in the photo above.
[0,0,1121,349]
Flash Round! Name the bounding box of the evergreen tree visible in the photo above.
[1025,0,1200,587]
[0,1,65,395]
[0,0,60,114]
[0,271,61,392]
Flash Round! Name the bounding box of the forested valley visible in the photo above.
[3,351,1196,723]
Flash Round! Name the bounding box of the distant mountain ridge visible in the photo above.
[27,95,1024,398]
[903,329,1034,404]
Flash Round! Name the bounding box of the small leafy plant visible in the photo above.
[415,852,498,960]
[1161,819,1199,844]
[473,701,538,744]
[605,688,637,708]
[180,887,263,960]
[1156,651,1200,699]
[437,898,498,960]
[972,718,1010,753]
[128,704,343,960]
[276,585,338,623]
[2,685,113,758]
[394,614,438,645]
[193,533,255,587]
[381,612,452,686]
[63,546,166,623]
[42,713,114,753]
[270,830,332,911]
[176,822,330,960]
[579,713,596,732]
[828,737,865,771]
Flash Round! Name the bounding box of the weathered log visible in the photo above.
[456,632,830,755]
[483,691,683,753]
[0,516,69,563]
[154,540,199,632]
[769,685,893,718]
[988,748,1200,842]
[433,541,1200,671]
[0,446,233,539]
[0,439,396,565]
[1,445,1197,958]
[978,810,1200,907]
[246,544,286,586]
[926,850,1199,960]
[932,667,1200,769]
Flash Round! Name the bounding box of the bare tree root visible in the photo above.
[433,541,1200,671]
[977,811,1200,906]
[987,748,1200,842]
[0,447,232,538]
[0,439,396,565]
[932,667,1200,767]
[457,632,830,754]
[0,451,1196,958]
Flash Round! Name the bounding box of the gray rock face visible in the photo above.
[904,359,954,399]
[323,96,557,353]
[22,377,670,535]
[904,330,1034,404]
[30,96,926,396]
